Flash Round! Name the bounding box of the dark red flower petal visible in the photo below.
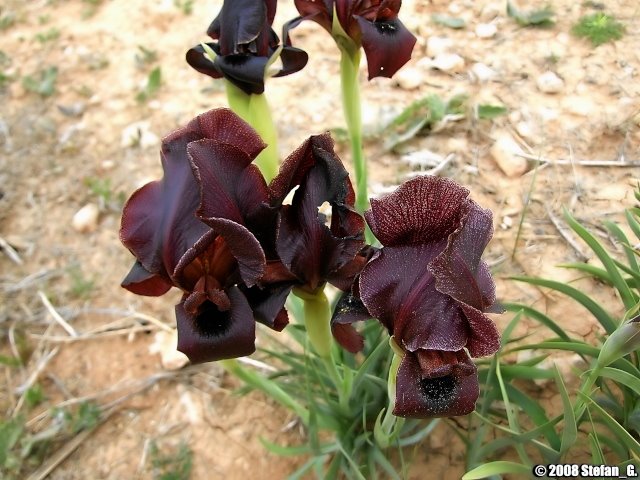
[176,286,256,363]
[242,283,292,331]
[359,245,469,353]
[429,202,496,311]
[271,134,364,292]
[121,261,173,297]
[185,44,224,81]
[366,176,470,248]
[393,349,479,418]
[356,17,416,79]
[330,290,370,353]
[293,0,333,32]
[272,46,309,79]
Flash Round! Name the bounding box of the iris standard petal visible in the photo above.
[176,286,256,363]
[393,349,479,418]
[366,176,470,247]
[430,202,496,310]
[359,244,469,352]
[272,134,364,291]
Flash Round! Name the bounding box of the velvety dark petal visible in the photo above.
[120,152,208,282]
[459,304,501,358]
[356,16,416,79]
[366,176,470,247]
[188,140,262,222]
[242,283,293,331]
[330,290,370,353]
[186,44,224,80]
[176,286,256,363]
[121,261,173,296]
[188,139,270,228]
[293,0,334,32]
[393,350,479,419]
[214,0,267,55]
[273,136,364,291]
[216,54,273,94]
[359,244,468,352]
[272,46,309,78]
[429,202,496,311]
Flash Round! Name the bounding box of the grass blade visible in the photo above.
[564,208,637,310]
[462,461,532,479]
[510,276,617,333]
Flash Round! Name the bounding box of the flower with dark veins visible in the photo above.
[120,108,276,363]
[290,0,417,79]
[186,0,308,94]
[333,175,502,418]
[269,132,366,295]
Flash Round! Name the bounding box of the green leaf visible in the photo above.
[554,367,577,456]
[626,210,640,241]
[502,303,572,340]
[431,14,466,29]
[507,2,555,27]
[598,367,640,396]
[510,275,617,333]
[462,461,533,479]
[580,392,640,456]
[597,319,640,368]
[564,208,638,310]
[0,417,24,466]
[505,384,561,450]
[605,220,639,273]
[477,104,508,119]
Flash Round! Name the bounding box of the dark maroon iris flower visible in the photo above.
[186,0,308,94]
[291,0,416,79]
[120,108,277,363]
[121,108,366,363]
[333,176,501,418]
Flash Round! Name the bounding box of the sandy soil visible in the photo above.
[1,0,639,478]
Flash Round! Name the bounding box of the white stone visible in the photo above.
[72,204,100,233]
[562,95,596,117]
[120,121,160,149]
[426,36,453,57]
[431,53,465,73]
[490,132,528,178]
[536,71,564,94]
[469,62,496,83]
[516,121,537,141]
[395,67,423,90]
[149,330,190,371]
[475,23,497,39]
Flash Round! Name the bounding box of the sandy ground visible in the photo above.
[1,0,639,478]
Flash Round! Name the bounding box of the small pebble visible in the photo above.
[536,71,564,94]
[475,23,497,39]
[431,53,465,73]
[72,204,100,233]
[395,67,423,90]
[469,62,496,83]
[426,36,453,57]
[490,132,528,178]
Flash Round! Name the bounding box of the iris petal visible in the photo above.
[359,245,468,352]
[366,176,470,247]
[176,286,256,363]
[393,349,479,418]
[355,17,417,79]
[121,261,172,296]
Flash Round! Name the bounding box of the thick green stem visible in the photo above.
[225,80,279,182]
[219,358,309,424]
[295,287,350,410]
[339,50,368,213]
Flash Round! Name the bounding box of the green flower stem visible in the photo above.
[225,80,279,182]
[295,287,350,411]
[339,50,367,210]
[219,358,309,425]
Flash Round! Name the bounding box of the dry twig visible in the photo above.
[38,291,78,337]
[545,205,590,262]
